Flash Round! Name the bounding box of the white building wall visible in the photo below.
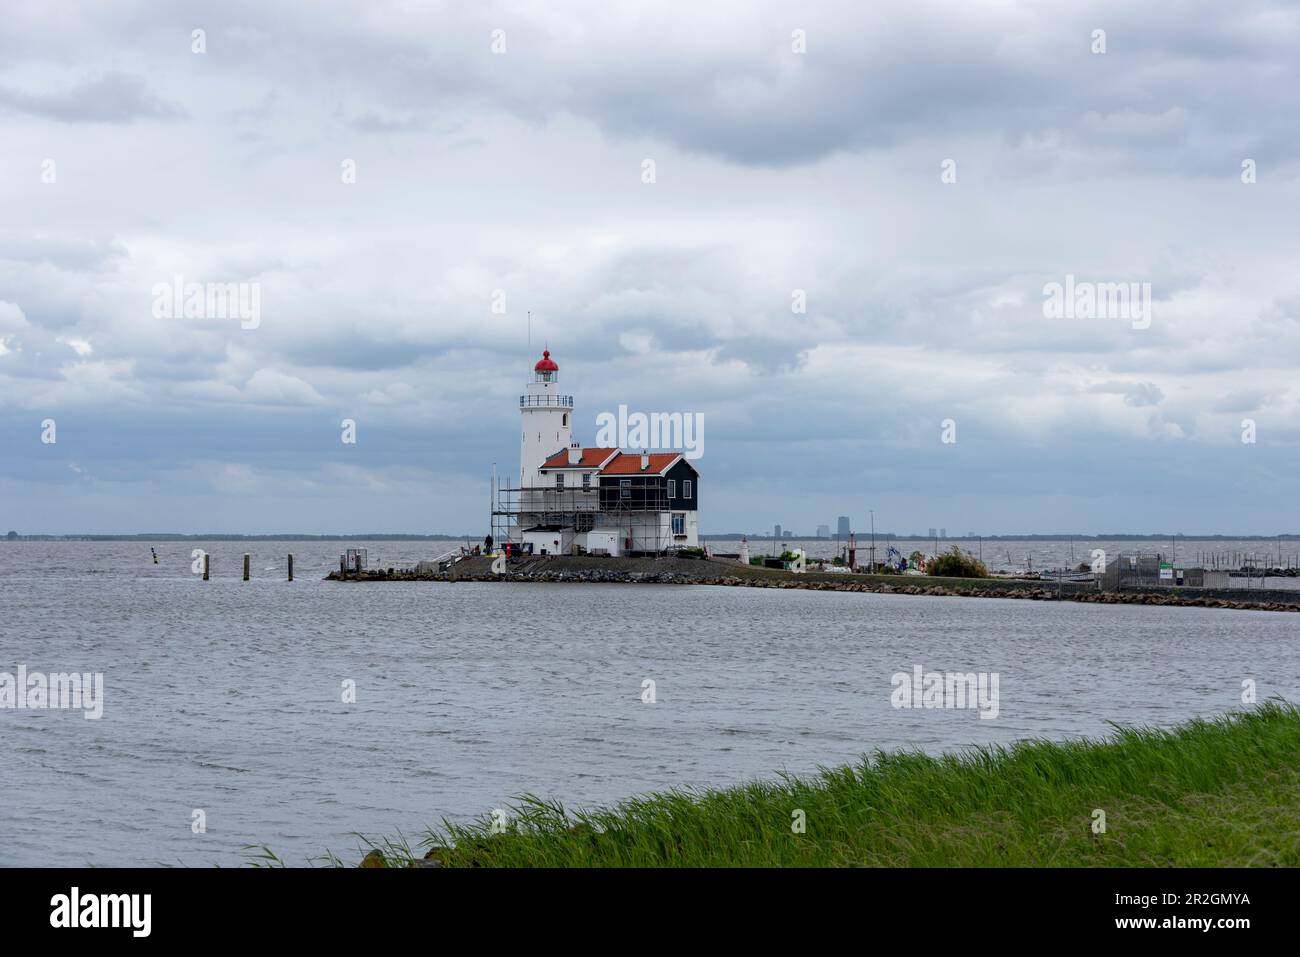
[683,511,699,547]
[585,529,622,556]
[616,511,698,551]
[522,527,575,556]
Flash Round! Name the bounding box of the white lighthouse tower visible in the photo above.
[519,349,572,487]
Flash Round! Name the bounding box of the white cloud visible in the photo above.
[57,336,93,356]
[243,369,324,406]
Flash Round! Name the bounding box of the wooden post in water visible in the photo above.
[203,553,210,581]
[340,555,346,579]
[288,553,294,582]
[243,553,250,581]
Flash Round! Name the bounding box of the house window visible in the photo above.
[562,413,568,427]
[620,479,631,499]
[556,473,564,489]
[667,479,676,498]
[683,480,692,499]
[582,473,591,490]
[672,513,685,535]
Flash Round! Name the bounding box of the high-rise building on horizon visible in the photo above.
[774,524,782,539]
[836,516,850,540]
[816,524,830,539]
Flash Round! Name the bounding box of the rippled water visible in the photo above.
[2,541,1297,866]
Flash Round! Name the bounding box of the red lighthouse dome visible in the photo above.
[534,349,558,373]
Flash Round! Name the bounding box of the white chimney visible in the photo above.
[567,444,581,465]
[640,453,649,470]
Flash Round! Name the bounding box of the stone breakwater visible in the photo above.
[327,560,1300,613]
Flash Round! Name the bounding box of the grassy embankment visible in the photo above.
[336,701,1300,868]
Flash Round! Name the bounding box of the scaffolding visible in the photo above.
[491,481,682,555]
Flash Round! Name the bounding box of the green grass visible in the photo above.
[338,702,1300,868]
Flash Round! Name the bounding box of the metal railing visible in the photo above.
[519,395,574,408]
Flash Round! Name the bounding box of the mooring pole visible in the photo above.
[203,553,210,581]
[288,553,294,582]
[243,553,250,581]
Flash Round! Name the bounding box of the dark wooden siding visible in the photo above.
[664,459,699,511]
[597,459,699,513]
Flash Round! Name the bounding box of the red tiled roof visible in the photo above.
[540,447,620,470]
[599,452,682,475]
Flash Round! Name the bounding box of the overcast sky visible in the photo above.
[2,0,1298,536]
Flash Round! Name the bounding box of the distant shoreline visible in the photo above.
[6,532,1300,542]
[327,555,1300,613]
[2,533,474,542]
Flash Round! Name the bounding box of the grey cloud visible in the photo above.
[1211,391,1267,413]
[3,1,1298,172]
[0,235,127,271]
[1123,382,1165,408]
[0,71,185,123]
[345,111,427,133]
[1085,380,1166,407]
[323,1,1300,170]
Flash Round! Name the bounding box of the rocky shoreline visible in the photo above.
[327,556,1300,613]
